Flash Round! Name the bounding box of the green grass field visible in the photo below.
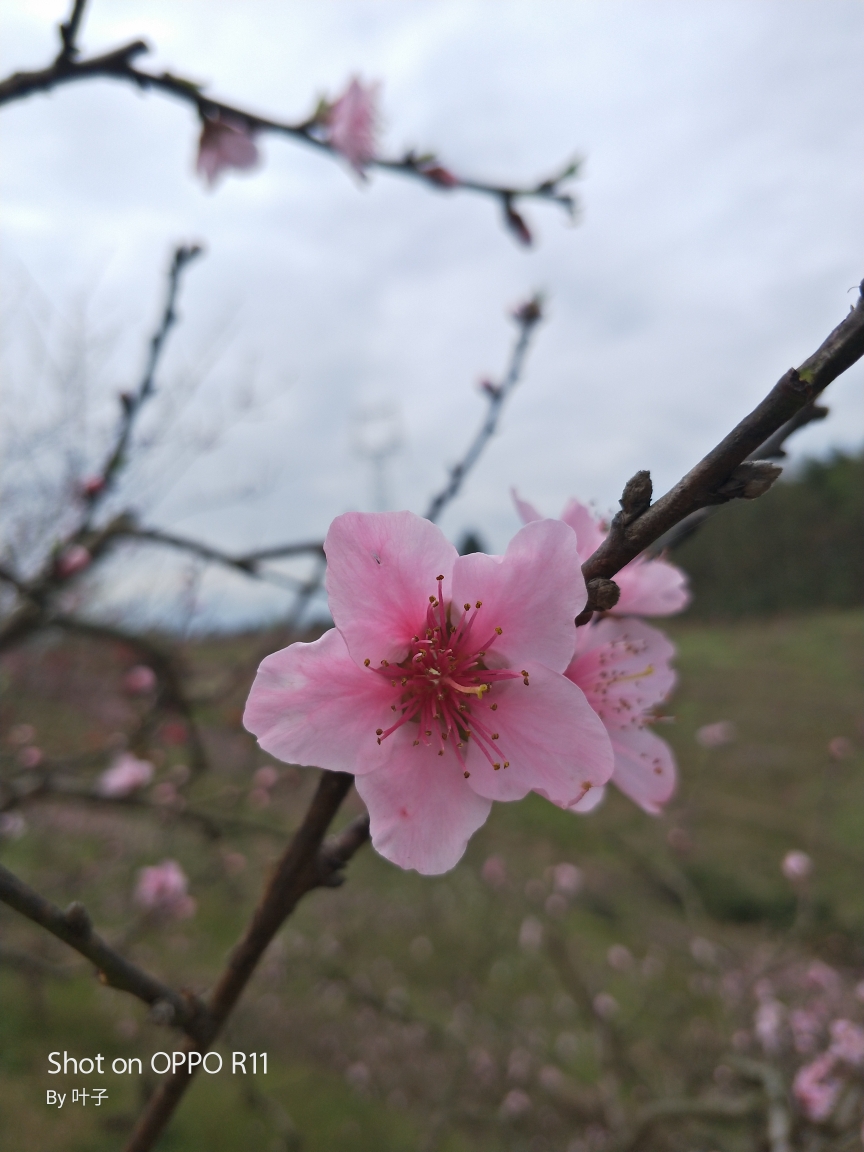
[1,611,862,1152]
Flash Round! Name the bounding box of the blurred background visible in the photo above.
[1,2,862,1150]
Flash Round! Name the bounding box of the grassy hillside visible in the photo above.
[1,611,863,1151]
[672,450,864,618]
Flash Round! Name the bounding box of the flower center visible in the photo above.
[368,576,528,776]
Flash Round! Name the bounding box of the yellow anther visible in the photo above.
[364,658,371,666]
[376,729,383,735]
[493,763,501,770]
[381,659,389,667]
[463,771,470,778]
[490,703,498,711]
[495,626,503,635]
[413,740,420,746]
[503,761,509,768]
[463,603,471,611]
[438,750,444,756]
[491,733,499,740]
[475,600,482,608]
[436,574,444,581]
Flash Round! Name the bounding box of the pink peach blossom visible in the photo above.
[325,77,379,173]
[98,752,154,798]
[782,850,813,882]
[564,617,677,815]
[513,492,689,617]
[829,1019,864,1066]
[196,113,260,188]
[695,720,737,748]
[123,665,157,695]
[244,511,613,874]
[18,745,43,769]
[134,860,196,920]
[793,1051,841,1122]
[79,475,105,498]
[55,544,91,579]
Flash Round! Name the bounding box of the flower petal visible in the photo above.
[511,488,544,524]
[570,784,607,814]
[243,628,400,775]
[325,511,458,668]
[451,519,585,673]
[610,726,677,814]
[355,744,492,875]
[567,617,676,727]
[559,498,606,559]
[614,555,690,616]
[463,660,613,806]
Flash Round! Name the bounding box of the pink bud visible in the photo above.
[551,862,583,897]
[98,753,154,798]
[253,766,279,789]
[196,113,260,188]
[503,200,532,246]
[419,163,459,188]
[123,665,157,695]
[55,545,91,579]
[782,850,813,882]
[325,77,380,173]
[828,736,854,760]
[695,720,736,748]
[481,855,507,889]
[79,475,105,498]
[134,859,196,920]
[18,745,43,769]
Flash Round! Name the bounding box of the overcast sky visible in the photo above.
[1,1,862,627]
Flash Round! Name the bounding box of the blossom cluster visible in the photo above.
[245,500,687,874]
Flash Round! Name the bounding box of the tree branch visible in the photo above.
[0,34,578,240]
[56,0,89,64]
[424,296,544,523]
[0,863,209,1039]
[123,772,366,1152]
[581,282,864,612]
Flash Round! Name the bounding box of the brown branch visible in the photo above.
[424,296,544,523]
[123,774,366,1152]
[580,281,864,613]
[0,863,209,1039]
[0,35,577,240]
[56,0,89,64]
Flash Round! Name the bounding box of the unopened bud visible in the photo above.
[619,470,652,520]
[150,999,176,1026]
[716,460,782,501]
[63,901,92,937]
[587,578,620,611]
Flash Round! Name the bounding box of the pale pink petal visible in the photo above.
[609,726,677,814]
[567,617,676,727]
[196,116,260,188]
[511,488,544,524]
[559,499,606,559]
[325,511,457,668]
[355,743,491,874]
[463,661,612,806]
[570,784,607,814]
[614,555,690,616]
[451,519,585,673]
[243,627,400,775]
[326,77,380,173]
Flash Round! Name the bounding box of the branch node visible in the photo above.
[63,900,92,937]
[586,577,621,612]
[618,470,653,522]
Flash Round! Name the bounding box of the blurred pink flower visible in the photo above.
[791,1008,823,1054]
[152,782,178,806]
[807,961,841,994]
[98,752,154,798]
[695,720,737,748]
[608,944,634,971]
[123,665,157,695]
[551,862,583,897]
[499,1088,532,1119]
[325,77,380,173]
[794,1052,841,1122]
[55,544,91,579]
[0,812,27,839]
[782,850,813,882]
[244,511,612,874]
[418,161,459,188]
[18,745,43,769]
[593,992,619,1019]
[828,735,854,760]
[565,617,677,814]
[513,492,690,616]
[8,724,35,745]
[196,113,260,187]
[481,854,508,889]
[754,998,785,1053]
[134,860,196,919]
[829,1019,864,1066]
[248,787,271,808]
[253,765,279,789]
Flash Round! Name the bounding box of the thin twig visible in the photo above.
[729,1056,792,1152]
[123,775,366,1152]
[56,0,89,64]
[614,1091,763,1151]
[81,244,203,529]
[580,282,864,614]
[0,17,578,241]
[0,863,209,1038]
[424,296,544,523]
